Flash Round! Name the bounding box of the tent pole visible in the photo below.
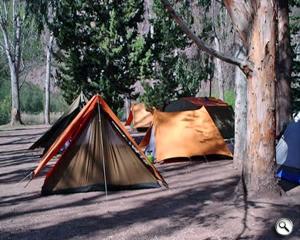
[97,99,108,202]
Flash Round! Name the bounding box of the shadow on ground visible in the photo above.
[1,126,300,240]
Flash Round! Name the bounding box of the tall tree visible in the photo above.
[233,41,247,171]
[51,0,149,112]
[0,0,24,125]
[161,0,280,196]
[44,30,53,124]
[26,1,64,124]
[235,0,277,195]
[211,0,224,100]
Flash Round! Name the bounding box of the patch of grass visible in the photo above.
[21,112,63,125]
[224,90,235,108]
[0,80,68,125]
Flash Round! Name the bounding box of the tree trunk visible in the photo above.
[0,1,22,125]
[10,66,22,125]
[214,36,224,100]
[233,44,247,171]
[162,0,282,196]
[244,0,278,196]
[276,0,292,137]
[124,96,131,120]
[44,33,54,125]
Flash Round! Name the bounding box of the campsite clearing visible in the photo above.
[0,126,300,240]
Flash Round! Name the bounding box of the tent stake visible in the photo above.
[18,171,33,187]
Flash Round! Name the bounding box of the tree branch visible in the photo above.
[19,70,30,90]
[0,21,14,69]
[160,0,252,73]
[0,1,7,18]
[15,14,21,71]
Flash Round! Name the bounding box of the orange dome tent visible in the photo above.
[140,106,233,163]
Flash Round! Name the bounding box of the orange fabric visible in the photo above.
[33,95,167,187]
[139,126,152,149]
[33,95,97,177]
[124,110,133,126]
[132,103,153,129]
[98,98,167,187]
[182,97,228,107]
[153,107,232,162]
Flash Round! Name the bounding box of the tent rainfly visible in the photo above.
[140,107,233,163]
[29,92,88,153]
[164,97,235,139]
[125,103,153,131]
[31,95,167,195]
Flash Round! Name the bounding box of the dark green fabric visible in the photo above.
[164,99,234,139]
[29,93,87,152]
[164,99,200,112]
[205,106,235,139]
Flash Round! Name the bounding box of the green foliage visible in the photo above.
[141,0,210,109]
[0,0,44,124]
[20,82,67,114]
[289,0,300,8]
[0,61,10,124]
[290,2,300,113]
[47,0,148,112]
[0,94,11,125]
[20,83,44,113]
[197,0,211,8]
[0,1,43,65]
[0,75,67,125]
[50,94,68,112]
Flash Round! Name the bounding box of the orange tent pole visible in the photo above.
[33,95,97,177]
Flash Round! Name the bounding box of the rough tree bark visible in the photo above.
[211,0,224,100]
[233,43,247,171]
[276,0,292,137]
[44,33,54,125]
[214,36,224,100]
[0,0,23,125]
[243,0,278,195]
[124,96,131,120]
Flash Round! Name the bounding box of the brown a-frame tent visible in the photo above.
[32,95,167,195]
[29,92,88,153]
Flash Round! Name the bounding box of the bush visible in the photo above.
[50,93,68,113]
[20,83,44,113]
[0,95,11,125]
[0,79,69,125]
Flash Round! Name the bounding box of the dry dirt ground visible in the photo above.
[0,125,300,240]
